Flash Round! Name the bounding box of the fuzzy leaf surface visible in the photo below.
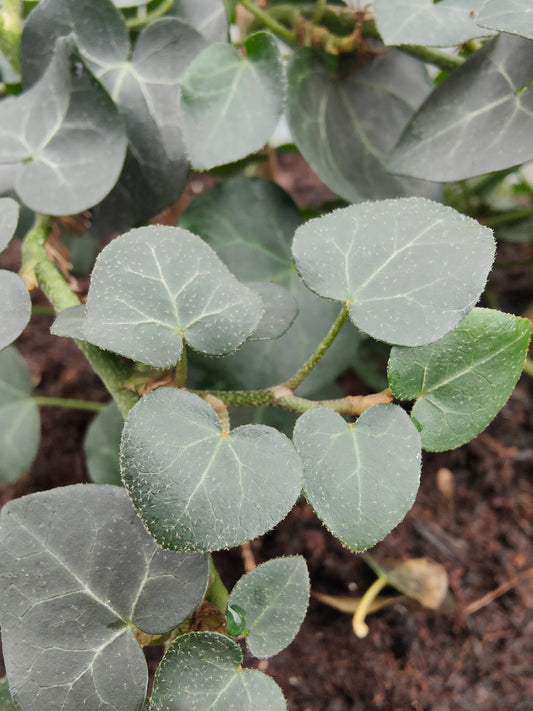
[84,225,262,367]
[0,485,209,711]
[389,34,533,181]
[247,281,298,341]
[0,37,126,215]
[478,0,533,40]
[180,177,359,394]
[0,271,31,351]
[169,0,228,43]
[228,557,310,658]
[0,347,39,482]
[374,0,492,47]
[180,32,283,169]
[121,388,303,551]
[293,404,421,551]
[292,198,495,347]
[286,48,441,204]
[84,402,123,486]
[50,304,87,341]
[0,197,19,253]
[150,632,287,710]
[388,308,531,451]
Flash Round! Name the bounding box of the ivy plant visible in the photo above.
[0,0,532,709]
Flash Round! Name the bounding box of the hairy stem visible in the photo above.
[398,44,464,71]
[125,0,175,29]
[284,302,350,391]
[239,0,298,43]
[33,397,106,413]
[20,215,139,418]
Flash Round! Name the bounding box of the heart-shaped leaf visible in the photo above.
[169,0,228,43]
[477,0,533,40]
[150,632,287,710]
[0,271,31,350]
[0,347,40,482]
[180,32,284,169]
[247,281,298,341]
[389,34,533,181]
[0,37,127,215]
[293,404,421,551]
[228,557,310,658]
[0,485,209,711]
[388,308,531,451]
[286,48,441,204]
[121,388,303,551]
[84,225,262,368]
[0,197,19,253]
[374,0,492,47]
[84,401,123,485]
[292,198,495,347]
[180,177,360,395]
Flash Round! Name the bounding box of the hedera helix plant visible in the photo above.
[0,0,532,708]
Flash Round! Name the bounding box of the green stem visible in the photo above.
[352,574,388,638]
[175,342,187,388]
[479,208,533,228]
[523,358,533,378]
[284,302,350,391]
[125,0,175,29]
[33,397,106,413]
[31,304,56,317]
[399,44,464,71]
[239,0,298,44]
[20,215,139,418]
[0,0,21,77]
[206,557,229,612]
[313,0,326,23]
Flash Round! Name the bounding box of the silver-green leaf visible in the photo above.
[0,346,40,482]
[180,32,284,169]
[286,48,441,204]
[293,404,421,551]
[0,271,31,351]
[0,197,19,253]
[375,0,492,47]
[228,557,310,658]
[150,632,287,711]
[0,485,209,711]
[121,388,303,551]
[84,225,262,368]
[389,34,533,181]
[169,0,228,44]
[478,0,533,40]
[247,281,298,341]
[50,304,87,341]
[292,198,495,347]
[388,308,532,451]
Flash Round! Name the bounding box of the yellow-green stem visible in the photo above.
[206,557,230,612]
[352,574,388,638]
[125,0,175,29]
[33,397,106,413]
[240,0,298,44]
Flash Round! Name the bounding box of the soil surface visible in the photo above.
[1,157,533,711]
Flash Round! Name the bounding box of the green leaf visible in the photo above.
[180,177,360,395]
[293,404,421,551]
[286,48,442,204]
[0,347,39,482]
[374,0,492,47]
[0,37,127,215]
[478,0,533,40]
[292,198,495,347]
[0,678,17,711]
[0,197,19,253]
[84,225,262,368]
[84,401,123,486]
[150,632,287,711]
[21,0,129,86]
[228,557,310,658]
[389,34,533,181]
[180,32,284,169]
[121,388,303,551]
[247,281,298,341]
[169,0,228,43]
[225,603,247,636]
[388,308,531,451]
[0,271,31,350]
[0,485,209,711]
[50,304,87,340]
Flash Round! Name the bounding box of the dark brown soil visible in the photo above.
[1,160,533,711]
